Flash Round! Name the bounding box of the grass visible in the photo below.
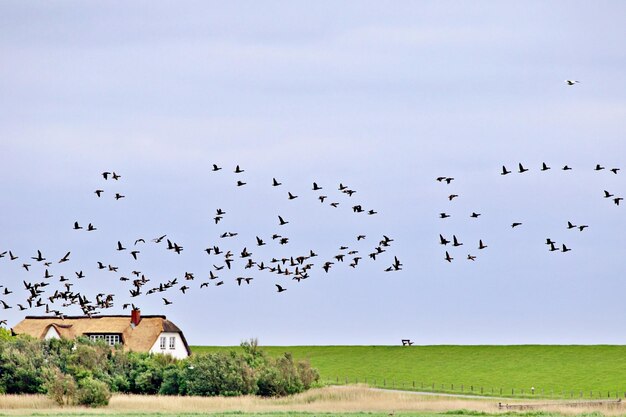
[2,385,626,416]
[190,345,626,398]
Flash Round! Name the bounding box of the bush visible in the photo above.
[46,368,77,406]
[184,352,256,396]
[76,377,111,407]
[159,366,183,395]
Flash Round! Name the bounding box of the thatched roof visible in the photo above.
[11,315,190,356]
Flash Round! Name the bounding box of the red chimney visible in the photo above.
[131,309,141,326]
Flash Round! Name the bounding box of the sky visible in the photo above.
[1,1,626,345]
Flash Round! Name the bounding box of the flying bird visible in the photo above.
[541,162,551,171]
[478,240,487,250]
[439,234,450,245]
[212,164,222,171]
[444,251,453,263]
[275,284,287,293]
[562,165,572,171]
[501,166,511,175]
[565,80,579,85]
[518,163,529,173]
[234,165,244,173]
[278,215,289,225]
[511,222,523,228]
[58,252,71,263]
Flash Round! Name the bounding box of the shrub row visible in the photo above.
[0,330,318,406]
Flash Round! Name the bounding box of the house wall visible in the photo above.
[148,331,188,359]
[44,326,60,340]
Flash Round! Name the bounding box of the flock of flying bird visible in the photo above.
[436,160,622,263]
[0,165,401,324]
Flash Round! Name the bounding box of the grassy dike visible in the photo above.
[191,345,626,398]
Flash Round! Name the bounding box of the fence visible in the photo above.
[326,377,626,400]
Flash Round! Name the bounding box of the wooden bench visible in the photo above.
[401,339,414,346]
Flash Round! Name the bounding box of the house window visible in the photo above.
[160,336,166,349]
[89,334,121,346]
[169,336,175,350]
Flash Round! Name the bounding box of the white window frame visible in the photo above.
[169,336,176,350]
[89,334,120,346]
[160,336,166,349]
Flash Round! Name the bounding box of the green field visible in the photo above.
[191,345,626,398]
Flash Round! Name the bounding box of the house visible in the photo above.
[11,310,191,359]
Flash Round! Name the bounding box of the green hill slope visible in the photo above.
[191,345,626,398]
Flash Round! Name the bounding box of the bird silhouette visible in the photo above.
[511,222,522,228]
[595,164,605,171]
[610,168,620,174]
[162,298,173,305]
[313,182,322,190]
[478,240,487,250]
[452,235,463,247]
[212,164,222,171]
[439,213,451,219]
[278,215,289,225]
[541,162,551,171]
[275,284,287,293]
[470,212,481,218]
[565,80,579,85]
[501,166,511,175]
[234,165,244,173]
[445,251,453,262]
[237,180,247,187]
[562,165,572,171]
[467,254,476,261]
[114,193,125,200]
[567,221,577,229]
[518,163,529,173]
[73,222,83,230]
[288,192,298,200]
[58,252,71,263]
[561,244,571,253]
[439,234,450,245]
[604,190,614,198]
[272,178,282,186]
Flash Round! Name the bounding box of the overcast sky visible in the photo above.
[1,1,626,345]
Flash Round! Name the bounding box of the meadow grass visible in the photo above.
[2,385,626,416]
[191,345,626,398]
